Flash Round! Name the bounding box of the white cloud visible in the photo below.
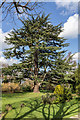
[72,52,80,61]
[59,14,78,39]
[0,29,13,51]
[0,56,19,66]
[54,0,78,15]
[0,51,3,57]
[0,29,19,66]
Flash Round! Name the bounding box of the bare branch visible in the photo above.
[0,0,6,8]
[13,2,23,14]
[0,0,43,23]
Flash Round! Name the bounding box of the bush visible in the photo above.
[64,87,72,100]
[42,93,56,104]
[54,85,72,103]
[76,84,80,95]
[54,85,64,95]
[21,84,32,92]
[21,79,34,92]
[2,83,21,93]
[40,89,53,93]
[3,76,9,83]
[40,83,54,93]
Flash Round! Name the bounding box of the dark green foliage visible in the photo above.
[70,64,80,92]
[3,14,68,86]
[41,89,72,104]
[2,63,29,83]
[42,93,56,104]
[21,85,32,92]
[46,52,77,85]
[74,64,80,85]
[63,87,72,101]
[40,82,55,93]
[3,76,9,83]
[3,14,77,92]
[76,84,80,95]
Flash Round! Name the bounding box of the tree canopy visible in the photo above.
[3,14,76,92]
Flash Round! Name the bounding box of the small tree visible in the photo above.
[44,52,77,87]
[54,52,76,84]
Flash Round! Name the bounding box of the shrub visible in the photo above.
[2,83,21,93]
[54,85,64,95]
[40,83,55,93]
[42,93,56,104]
[2,83,9,92]
[76,84,80,95]
[21,84,32,92]
[3,76,9,83]
[41,85,72,104]
[24,79,34,89]
[54,85,72,103]
[20,79,34,92]
[64,87,72,100]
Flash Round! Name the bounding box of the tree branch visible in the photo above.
[13,2,24,14]
[0,0,6,8]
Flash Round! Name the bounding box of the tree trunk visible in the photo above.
[34,50,38,76]
[33,50,40,93]
[33,83,40,93]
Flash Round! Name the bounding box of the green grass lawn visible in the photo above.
[2,92,80,119]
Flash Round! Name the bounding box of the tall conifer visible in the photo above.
[3,14,69,92]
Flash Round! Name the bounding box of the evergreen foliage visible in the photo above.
[3,14,76,91]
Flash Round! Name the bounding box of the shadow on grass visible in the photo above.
[41,101,79,120]
[2,97,80,120]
